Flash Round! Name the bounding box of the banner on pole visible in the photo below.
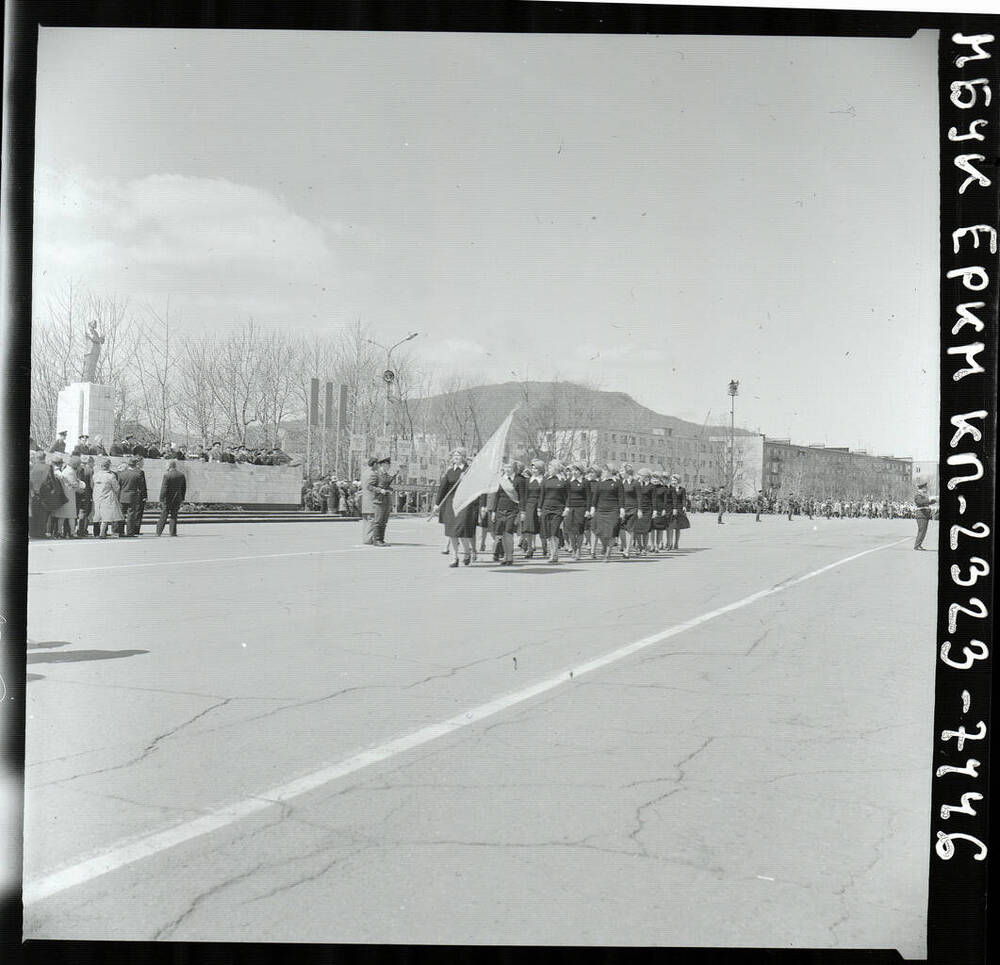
[324,381,333,428]
[452,407,518,514]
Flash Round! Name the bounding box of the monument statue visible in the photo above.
[81,320,105,382]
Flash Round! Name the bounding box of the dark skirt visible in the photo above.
[540,510,564,539]
[520,502,540,535]
[667,510,690,530]
[452,500,479,538]
[493,508,518,536]
[621,509,638,533]
[563,506,587,537]
[594,509,620,540]
[633,512,652,535]
[652,511,669,530]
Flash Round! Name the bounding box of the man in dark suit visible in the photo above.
[117,456,148,536]
[49,430,67,453]
[156,460,187,536]
[109,439,124,456]
[146,442,161,459]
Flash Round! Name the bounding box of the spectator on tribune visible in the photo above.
[49,430,67,453]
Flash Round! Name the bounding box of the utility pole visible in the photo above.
[365,332,419,447]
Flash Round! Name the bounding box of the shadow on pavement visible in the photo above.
[27,649,149,665]
[27,640,74,650]
[488,566,581,574]
[27,673,45,682]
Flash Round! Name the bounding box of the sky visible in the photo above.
[33,27,940,459]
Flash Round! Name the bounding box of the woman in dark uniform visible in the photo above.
[433,447,476,567]
[539,459,569,564]
[563,463,590,561]
[651,470,669,553]
[666,473,690,550]
[589,464,623,562]
[490,461,524,565]
[583,466,600,558]
[619,463,638,558]
[634,467,655,555]
[520,458,545,559]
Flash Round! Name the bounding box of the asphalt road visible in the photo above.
[23,512,936,955]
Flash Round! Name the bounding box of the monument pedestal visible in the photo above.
[56,382,116,453]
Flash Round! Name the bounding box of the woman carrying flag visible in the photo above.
[433,448,477,567]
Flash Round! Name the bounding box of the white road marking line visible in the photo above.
[23,536,906,903]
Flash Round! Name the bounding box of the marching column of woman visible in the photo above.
[434,460,691,566]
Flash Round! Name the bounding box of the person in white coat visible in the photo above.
[49,454,85,538]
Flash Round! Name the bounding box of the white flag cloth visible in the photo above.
[452,407,518,514]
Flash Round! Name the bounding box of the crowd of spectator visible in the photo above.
[690,490,923,519]
[42,430,295,466]
[301,475,431,516]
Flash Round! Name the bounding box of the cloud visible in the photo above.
[32,167,341,324]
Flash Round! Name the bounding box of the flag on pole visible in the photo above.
[452,406,518,514]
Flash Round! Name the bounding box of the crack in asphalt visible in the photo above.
[627,737,716,856]
[29,697,235,789]
[828,812,900,945]
[745,625,773,656]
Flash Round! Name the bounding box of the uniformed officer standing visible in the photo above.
[372,456,395,546]
[913,481,937,551]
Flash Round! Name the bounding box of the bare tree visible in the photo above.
[133,299,178,445]
[175,333,224,445]
[211,319,266,444]
[257,329,299,448]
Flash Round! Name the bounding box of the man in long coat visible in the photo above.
[359,457,379,545]
[157,460,187,536]
[117,456,148,537]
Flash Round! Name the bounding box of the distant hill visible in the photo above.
[409,380,750,445]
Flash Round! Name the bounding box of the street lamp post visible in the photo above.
[718,379,739,524]
[366,332,419,445]
[728,379,739,500]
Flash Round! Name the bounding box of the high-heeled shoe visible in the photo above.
[463,555,471,566]
[449,559,459,568]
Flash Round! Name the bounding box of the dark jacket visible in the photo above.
[539,475,568,513]
[159,468,187,507]
[117,467,148,505]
